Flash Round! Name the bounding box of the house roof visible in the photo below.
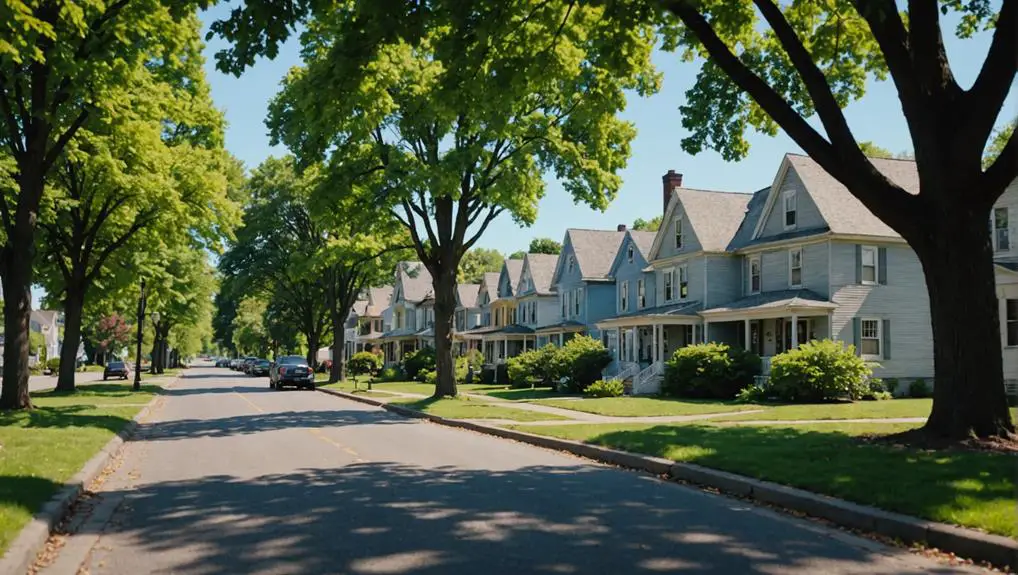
[398,262,433,302]
[602,301,703,322]
[678,189,754,252]
[522,253,559,294]
[567,229,626,280]
[534,320,588,333]
[31,310,59,326]
[628,230,657,258]
[699,289,836,315]
[502,259,525,296]
[365,286,394,316]
[456,283,480,308]
[768,154,918,239]
[352,299,369,316]
[479,272,501,305]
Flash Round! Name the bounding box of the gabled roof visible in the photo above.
[650,188,753,259]
[519,253,559,295]
[365,286,393,316]
[562,229,626,281]
[456,283,480,308]
[753,154,918,240]
[478,272,501,305]
[726,187,774,250]
[608,230,658,277]
[352,299,369,316]
[503,259,524,296]
[397,261,433,303]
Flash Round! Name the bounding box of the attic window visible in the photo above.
[568,255,575,272]
[783,191,797,229]
[674,214,684,249]
[627,245,634,263]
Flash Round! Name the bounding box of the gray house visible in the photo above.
[380,262,434,364]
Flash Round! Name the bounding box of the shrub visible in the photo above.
[46,357,60,372]
[908,378,931,398]
[422,369,438,385]
[462,349,483,369]
[766,339,871,402]
[863,390,893,401]
[883,377,899,395]
[402,348,436,381]
[379,366,402,382]
[662,343,761,399]
[480,366,495,385]
[348,352,382,376]
[735,384,768,403]
[585,379,624,398]
[506,345,564,388]
[558,335,612,393]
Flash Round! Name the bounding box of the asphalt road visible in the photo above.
[39,366,979,575]
[28,370,105,391]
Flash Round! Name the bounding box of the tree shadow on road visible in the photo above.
[135,409,412,442]
[73,462,960,575]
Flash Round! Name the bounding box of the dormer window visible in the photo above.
[674,214,684,249]
[783,190,797,229]
[627,245,634,263]
[568,255,575,273]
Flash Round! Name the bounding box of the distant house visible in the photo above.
[380,262,434,364]
[30,309,61,360]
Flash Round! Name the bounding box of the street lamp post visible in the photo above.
[133,279,147,391]
[150,311,162,374]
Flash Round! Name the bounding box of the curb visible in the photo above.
[318,386,1018,571]
[0,381,172,575]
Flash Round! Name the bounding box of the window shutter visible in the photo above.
[882,319,891,360]
[852,317,861,356]
[878,247,888,285]
[855,244,862,284]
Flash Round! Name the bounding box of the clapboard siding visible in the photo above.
[658,209,702,259]
[585,283,616,338]
[705,255,742,308]
[655,255,706,305]
[991,179,1018,262]
[829,241,933,379]
[760,249,788,292]
[760,166,826,238]
[995,268,1018,380]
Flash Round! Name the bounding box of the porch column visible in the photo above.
[503,337,508,361]
[652,325,658,363]
[828,310,834,339]
[744,319,751,351]
[657,324,664,363]
[791,313,799,348]
[704,321,710,344]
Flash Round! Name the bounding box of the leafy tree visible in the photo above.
[632,215,662,232]
[146,248,218,373]
[232,296,270,357]
[458,248,505,283]
[857,141,913,160]
[216,0,659,397]
[657,0,1016,439]
[92,314,132,366]
[508,250,527,260]
[528,238,561,255]
[0,1,205,408]
[985,121,1015,169]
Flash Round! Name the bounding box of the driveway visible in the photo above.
[37,367,979,574]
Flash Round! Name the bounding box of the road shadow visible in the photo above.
[76,462,964,575]
[135,408,411,442]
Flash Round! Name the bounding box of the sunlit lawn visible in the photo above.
[388,396,570,422]
[713,398,934,422]
[511,420,1016,538]
[0,385,160,556]
[532,396,765,417]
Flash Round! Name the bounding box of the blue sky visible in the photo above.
[199,5,1015,256]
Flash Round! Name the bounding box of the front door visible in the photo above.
[750,320,764,356]
[781,319,810,352]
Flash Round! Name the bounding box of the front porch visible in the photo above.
[534,321,587,349]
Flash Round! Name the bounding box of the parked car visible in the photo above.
[103,360,131,381]
[269,356,316,390]
[216,358,231,368]
[250,359,270,377]
[241,357,258,374]
[229,358,241,370]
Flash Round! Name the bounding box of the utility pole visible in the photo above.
[133,280,146,391]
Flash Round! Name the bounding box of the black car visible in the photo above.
[216,358,231,368]
[250,359,270,377]
[241,357,258,374]
[269,355,316,390]
[103,360,130,381]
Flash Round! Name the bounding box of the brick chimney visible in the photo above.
[662,170,683,214]
[616,224,627,232]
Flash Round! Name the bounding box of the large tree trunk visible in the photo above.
[913,208,1014,439]
[330,304,345,383]
[432,266,458,398]
[56,284,86,392]
[306,330,319,370]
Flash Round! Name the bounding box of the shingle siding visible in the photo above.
[829,241,933,379]
[760,166,826,238]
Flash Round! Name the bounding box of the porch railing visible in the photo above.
[760,356,773,375]
[632,361,664,395]
[607,361,640,383]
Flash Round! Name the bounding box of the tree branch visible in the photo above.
[42,109,89,174]
[984,129,1018,196]
[906,0,962,103]
[961,0,1017,155]
[462,206,504,252]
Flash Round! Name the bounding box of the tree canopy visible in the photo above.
[459,248,504,283]
[528,238,562,255]
[632,215,662,232]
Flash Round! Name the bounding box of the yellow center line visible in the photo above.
[233,390,266,413]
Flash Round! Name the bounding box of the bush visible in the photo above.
[506,345,564,388]
[379,366,402,382]
[462,349,483,369]
[766,339,871,402]
[863,390,893,401]
[585,379,624,398]
[662,343,761,399]
[735,384,769,403]
[480,366,495,385]
[422,369,438,385]
[909,378,931,398]
[46,357,60,372]
[402,348,436,382]
[883,377,899,396]
[348,352,382,376]
[557,335,612,393]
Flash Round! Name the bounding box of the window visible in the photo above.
[749,256,761,294]
[678,265,688,299]
[637,278,646,308]
[789,248,803,287]
[664,269,674,301]
[674,214,684,249]
[620,281,629,311]
[994,207,1010,252]
[861,245,877,284]
[1008,300,1018,346]
[783,190,797,229]
[561,293,566,317]
[568,255,575,273]
[860,319,881,358]
[574,288,582,315]
[627,245,634,263]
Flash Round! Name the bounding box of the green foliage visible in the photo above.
[378,366,403,382]
[585,379,624,398]
[632,215,662,232]
[984,120,1015,169]
[663,343,761,400]
[507,344,565,388]
[46,358,60,372]
[909,378,931,398]
[557,336,613,393]
[402,348,437,382]
[29,331,46,362]
[883,377,900,396]
[422,369,438,386]
[528,238,561,255]
[767,340,872,403]
[508,251,526,260]
[349,351,382,375]
[232,297,269,356]
[735,384,768,403]
[458,249,505,284]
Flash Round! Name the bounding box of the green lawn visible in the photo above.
[714,398,934,422]
[532,396,765,417]
[0,385,160,556]
[473,386,563,401]
[140,367,183,380]
[511,421,1016,538]
[389,396,570,421]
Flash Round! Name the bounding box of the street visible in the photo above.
[40,366,976,575]
[28,371,105,392]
